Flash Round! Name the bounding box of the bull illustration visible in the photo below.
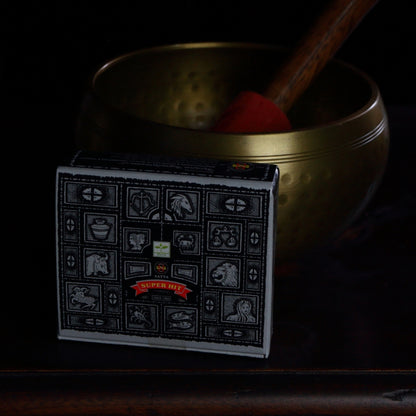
[85,252,109,276]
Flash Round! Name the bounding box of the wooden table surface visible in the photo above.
[1,106,415,415]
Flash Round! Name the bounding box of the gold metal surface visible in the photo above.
[77,42,389,261]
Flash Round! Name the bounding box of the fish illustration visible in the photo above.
[168,320,194,330]
[167,310,195,330]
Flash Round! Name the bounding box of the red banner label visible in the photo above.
[131,280,192,299]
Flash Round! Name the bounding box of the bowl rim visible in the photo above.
[91,41,382,134]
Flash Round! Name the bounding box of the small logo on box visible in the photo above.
[232,162,251,171]
[153,241,171,258]
[155,262,168,274]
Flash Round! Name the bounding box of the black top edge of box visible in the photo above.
[69,150,277,182]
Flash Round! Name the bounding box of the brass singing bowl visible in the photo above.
[76,42,389,261]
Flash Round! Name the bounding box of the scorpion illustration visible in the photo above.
[129,305,153,328]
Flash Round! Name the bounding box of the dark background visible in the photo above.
[1,0,415,365]
[3,0,414,159]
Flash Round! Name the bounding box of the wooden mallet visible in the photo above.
[211,0,379,133]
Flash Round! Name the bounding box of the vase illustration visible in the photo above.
[90,218,112,240]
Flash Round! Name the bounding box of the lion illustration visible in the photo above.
[210,262,239,287]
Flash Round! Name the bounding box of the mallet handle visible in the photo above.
[264,0,379,113]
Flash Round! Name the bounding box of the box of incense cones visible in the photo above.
[56,150,279,358]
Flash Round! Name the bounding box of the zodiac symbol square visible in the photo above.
[84,213,117,244]
[123,228,151,254]
[83,249,117,279]
[173,231,201,255]
[126,303,158,332]
[207,221,242,252]
[166,190,200,221]
[66,282,101,313]
[221,294,258,325]
[206,257,241,288]
[164,307,198,335]
[127,188,160,219]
